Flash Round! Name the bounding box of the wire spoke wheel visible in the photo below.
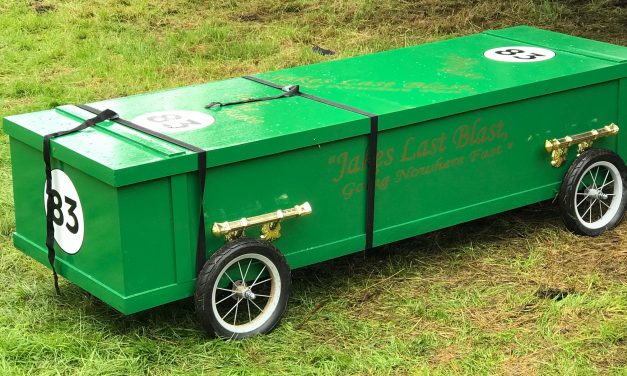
[574,162,621,228]
[212,254,279,333]
[195,238,290,339]
[559,149,626,236]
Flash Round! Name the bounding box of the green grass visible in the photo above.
[1,0,627,374]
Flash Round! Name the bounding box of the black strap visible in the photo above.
[195,152,207,274]
[44,109,119,294]
[205,84,300,109]
[239,75,379,250]
[73,105,209,276]
[76,105,204,153]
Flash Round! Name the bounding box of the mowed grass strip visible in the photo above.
[1,0,626,375]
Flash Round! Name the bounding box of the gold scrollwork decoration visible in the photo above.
[260,222,282,242]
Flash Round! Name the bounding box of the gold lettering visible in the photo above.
[401,137,416,162]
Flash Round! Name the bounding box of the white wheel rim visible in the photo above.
[574,161,623,230]
[211,253,281,334]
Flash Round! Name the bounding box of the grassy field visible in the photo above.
[1,0,626,374]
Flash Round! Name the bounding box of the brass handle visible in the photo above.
[212,202,312,241]
[544,124,619,167]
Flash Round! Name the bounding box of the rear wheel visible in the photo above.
[195,238,290,339]
[559,149,626,236]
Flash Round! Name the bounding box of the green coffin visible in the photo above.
[4,26,627,314]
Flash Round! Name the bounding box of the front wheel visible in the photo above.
[559,148,627,236]
[195,238,291,339]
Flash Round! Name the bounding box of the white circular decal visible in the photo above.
[132,110,215,133]
[43,169,84,255]
[484,46,555,62]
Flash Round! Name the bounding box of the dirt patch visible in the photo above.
[30,1,55,13]
[238,13,261,22]
[536,286,574,301]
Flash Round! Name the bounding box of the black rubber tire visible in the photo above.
[558,148,627,236]
[194,238,291,339]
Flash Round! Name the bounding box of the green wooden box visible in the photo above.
[4,26,627,338]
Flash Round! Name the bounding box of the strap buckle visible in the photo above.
[281,85,300,96]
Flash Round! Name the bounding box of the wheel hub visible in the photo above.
[585,188,608,200]
[233,281,256,300]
